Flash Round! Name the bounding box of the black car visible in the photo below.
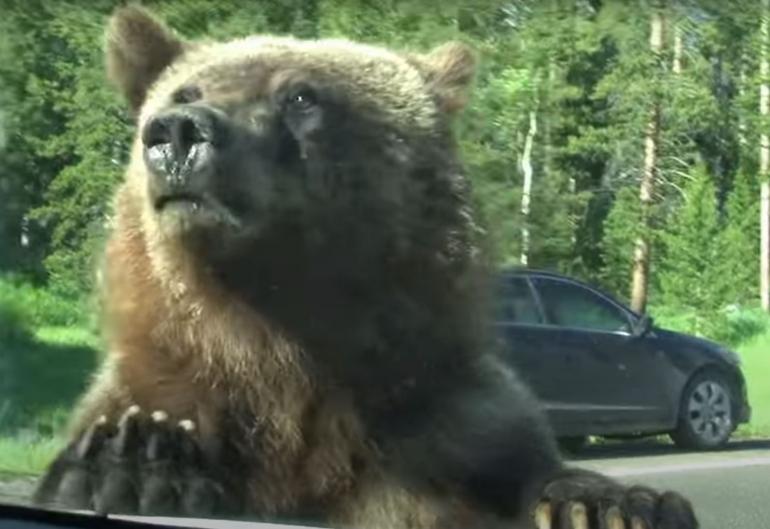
[494,269,751,451]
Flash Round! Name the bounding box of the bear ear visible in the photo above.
[409,42,477,114]
[105,5,186,113]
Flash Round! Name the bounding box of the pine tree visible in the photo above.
[657,164,723,333]
[599,187,641,301]
[715,170,760,306]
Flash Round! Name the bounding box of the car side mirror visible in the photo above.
[632,314,653,337]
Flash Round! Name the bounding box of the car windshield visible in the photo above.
[0,3,768,529]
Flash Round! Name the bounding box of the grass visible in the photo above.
[2,327,98,431]
[0,276,98,475]
[0,322,94,475]
[0,437,65,477]
[35,325,102,350]
[734,330,770,438]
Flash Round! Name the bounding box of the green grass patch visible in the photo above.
[35,325,101,350]
[735,330,770,437]
[1,330,97,436]
[0,436,65,476]
[1,275,98,436]
[0,325,95,475]
[0,277,98,475]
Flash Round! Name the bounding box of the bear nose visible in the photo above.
[142,106,221,180]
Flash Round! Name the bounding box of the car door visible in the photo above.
[494,275,583,434]
[494,275,558,398]
[529,276,674,433]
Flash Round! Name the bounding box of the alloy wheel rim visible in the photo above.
[687,380,732,444]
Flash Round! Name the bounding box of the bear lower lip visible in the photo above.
[155,194,202,211]
[154,195,245,233]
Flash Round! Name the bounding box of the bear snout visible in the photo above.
[142,106,224,178]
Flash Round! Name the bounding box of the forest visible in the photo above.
[2,0,770,471]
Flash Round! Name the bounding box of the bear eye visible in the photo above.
[285,85,318,113]
[172,85,203,104]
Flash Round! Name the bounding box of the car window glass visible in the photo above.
[533,278,630,332]
[497,277,541,324]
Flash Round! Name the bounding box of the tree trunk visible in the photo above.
[739,55,748,147]
[520,109,537,266]
[544,60,556,180]
[761,0,770,310]
[630,5,664,314]
[672,23,682,74]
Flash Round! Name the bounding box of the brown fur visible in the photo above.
[105,7,185,112]
[78,177,468,524]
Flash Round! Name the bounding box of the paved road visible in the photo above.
[2,440,769,528]
[571,440,770,529]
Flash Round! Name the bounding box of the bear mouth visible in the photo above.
[154,193,204,211]
[153,192,246,236]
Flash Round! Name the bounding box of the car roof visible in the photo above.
[501,267,566,280]
[500,267,592,285]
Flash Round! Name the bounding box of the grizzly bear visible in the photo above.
[34,6,697,529]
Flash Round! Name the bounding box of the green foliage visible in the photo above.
[717,305,770,346]
[599,187,641,301]
[653,163,761,340]
[0,1,765,333]
[657,165,723,317]
[0,276,85,328]
[21,3,130,296]
[0,298,30,344]
[649,303,770,348]
[715,170,760,306]
[0,1,63,278]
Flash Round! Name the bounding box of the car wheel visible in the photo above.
[670,370,734,450]
[557,436,588,455]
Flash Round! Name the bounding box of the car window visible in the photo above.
[497,277,542,324]
[532,278,631,333]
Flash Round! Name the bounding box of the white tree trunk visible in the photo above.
[544,60,556,179]
[520,109,537,266]
[631,5,664,314]
[739,60,748,146]
[761,0,770,310]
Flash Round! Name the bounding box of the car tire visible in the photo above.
[670,370,735,450]
[557,436,588,455]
